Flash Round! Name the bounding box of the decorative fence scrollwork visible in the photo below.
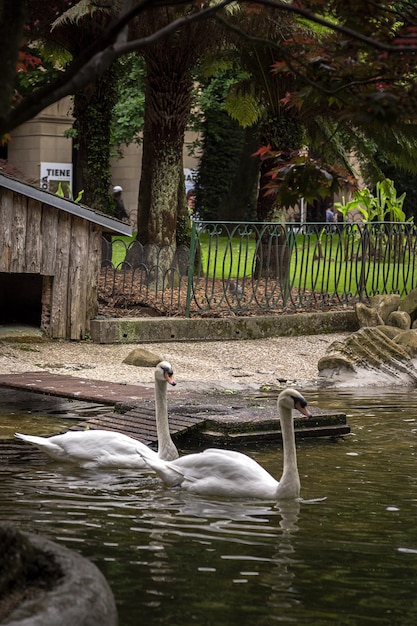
[99,221,417,317]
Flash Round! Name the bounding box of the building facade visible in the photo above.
[6,98,200,230]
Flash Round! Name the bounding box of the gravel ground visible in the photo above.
[0,333,348,391]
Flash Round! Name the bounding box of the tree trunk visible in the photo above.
[136,103,152,245]
[0,0,27,134]
[137,55,193,246]
[72,65,118,214]
[255,157,286,279]
[135,53,193,280]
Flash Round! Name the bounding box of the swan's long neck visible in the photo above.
[276,403,300,499]
[155,378,178,461]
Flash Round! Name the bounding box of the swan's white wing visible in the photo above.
[16,430,150,468]
[202,448,254,459]
[139,448,279,499]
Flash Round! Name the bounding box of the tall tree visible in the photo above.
[219,3,417,212]
[132,4,226,258]
[1,1,232,139]
[6,0,417,239]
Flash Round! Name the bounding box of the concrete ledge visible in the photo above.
[90,310,359,344]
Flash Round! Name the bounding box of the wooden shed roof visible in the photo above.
[0,172,131,236]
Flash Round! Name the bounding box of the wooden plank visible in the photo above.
[85,224,102,330]
[9,192,27,272]
[0,372,351,454]
[72,411,197,438]
[49,211,71,338]
[0,372,155,404]
[40,205,58,275]
[0,189,13,272]
[25,198,43,272]
[68,216,89,340]
[196,423,351,447]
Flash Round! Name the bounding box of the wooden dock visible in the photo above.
[0,371,351,464]
[0,371,156,404]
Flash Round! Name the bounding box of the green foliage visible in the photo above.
[110,54,146,153]
[72,64,118,214]
[15,42,66,96]
[190,65,249,131]
[194,109,245,220]
[192,66,251,220]
[375,179,407,222]
[51,0,111,28]
[334,179,409,223]
[258,115,305,156]
[56,182,84,203]
[375,154,417,221]
[225,85,263,128]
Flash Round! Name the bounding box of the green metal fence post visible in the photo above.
[185,220,198,317]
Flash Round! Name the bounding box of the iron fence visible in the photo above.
[99,221,417,317]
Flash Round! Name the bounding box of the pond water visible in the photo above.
[2,387,417,625]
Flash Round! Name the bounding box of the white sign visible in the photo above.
[40,162,73,198]
[184,168,197,193]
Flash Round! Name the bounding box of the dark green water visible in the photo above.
[2,387,417,625]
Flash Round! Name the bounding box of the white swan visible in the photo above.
[136,388,312,500]
[15,361,179,469]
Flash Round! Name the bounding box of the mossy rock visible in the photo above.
[386,310,411,330]
[1,526,118,626]
[370,294,401,323]
[393,329,417,357]
[0,525,62,623]
[399,288,417,320]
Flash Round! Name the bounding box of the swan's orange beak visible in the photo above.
[164,371,176,386]
[294,400,312,418]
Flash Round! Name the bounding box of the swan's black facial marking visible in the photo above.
[291,394,312,418]
[161,365,176,386]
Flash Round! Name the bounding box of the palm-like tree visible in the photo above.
[206,4,417,278]
[131,5,227,253]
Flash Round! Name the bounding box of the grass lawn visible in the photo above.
[111,235,136,268]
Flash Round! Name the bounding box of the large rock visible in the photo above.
[122,347,163,367]
[393,329,417,357]
[399,287,417,322]
[2,526,118,626]
[318,327,417,384]
[355,302,384,328]
[375,325,405,340]
[319,295,417,385]
[370,294,401,323]
[386,310,411,330]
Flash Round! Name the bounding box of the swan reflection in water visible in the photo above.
[4,453,328,623]
[137,492,305,614]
